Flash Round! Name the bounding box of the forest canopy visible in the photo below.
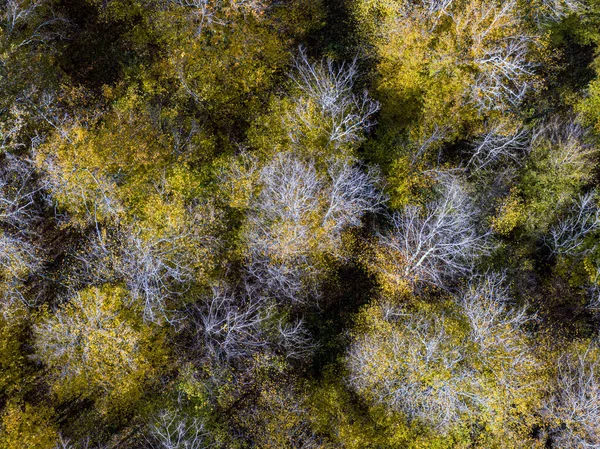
[3,0,600,447]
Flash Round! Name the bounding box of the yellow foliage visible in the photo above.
[0,307,27,395]
[354,0,545,153]
[0,402,58,449]
[347,297,543,446]
[36,103,169,225]
[34,285,166,410]
[365,232,416,298]
[386,156,433,210]
[491,188,526,235]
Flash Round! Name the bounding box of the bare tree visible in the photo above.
[229,0,268,16]
[532,117,597,176]
[1,0,64,48]
[322,157,384,238]
[411,124,451,165]
[459,273,536,391]
[587,266,600,311]
[547,191,600,257]
[376,172,491,290]
[189,284,313,363]
[347,280,538,434]
[74,214,218,325]
[287,47,379,150]
[53,435,79,449]
[244,152,383,303]
[396,0,538,113]
[0,154,45,310]
[2,0,43,38]
[0,104,27,153]
[526,117,598,230]
[455,0,539,112]
[53,435,72,449]
[0,232,38,280]
[544,343,600,448]
[33,286,146,395]
[0,231,39,309]
[0,153,47,229]
[53,435,101,449]
[67,175,220,324]
[468,124,529,170]
[24,90,74,144]
[460,273,525,346]
[164,0,268,37]
[40,152,125,226]
[589,284,600,312]
[245,256,318,305]
[148,410,209,449]
[472,35,536,112]
[166,0,216,9]
[252,153,322,232]
[192,286,271,362]
[72,227,183,322]
[244,153,322,303]
[163,0,222,35]
[422,0,455,14]
[118,229,197,324]
[535,0,583,22]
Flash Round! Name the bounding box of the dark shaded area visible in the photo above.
[26,220,88,308]
[531,21,597,118]
[304,0,367,67]
[550,17,597,92]
[307,261,375,377]
[56,0,154,89]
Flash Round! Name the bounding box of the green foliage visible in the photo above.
[517,119,596,233]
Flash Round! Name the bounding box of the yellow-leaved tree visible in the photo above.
[34,285,167,411]
[355,0,543,144]
[0,401,58,449]
[353,0,547,208]
[347,274,543,447]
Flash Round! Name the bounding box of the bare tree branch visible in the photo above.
[547,191,600,257]
[545,343,600,448]
[348,275,537,433]
[376,172,492,289]
[188,284,314,364]
[244,152,384,303]
[148,410,210,449]
[287,47,379,149]
[468,123,529,170]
